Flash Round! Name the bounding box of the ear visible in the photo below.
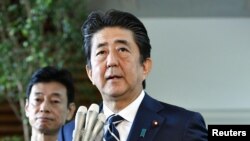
[142,58,152,80]
[85,65,94,85]
[25,99,30,118]
[66,103,76,121]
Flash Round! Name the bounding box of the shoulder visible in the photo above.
[143,93,208,140]
[160,101,199,117]
[58,120,75,141]
[143,93,207,130]
[159,102,208,140]
[155,97,205,123]
[144,93,203,119]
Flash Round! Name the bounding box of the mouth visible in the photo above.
[36,117,53,122]
[106,75,122,80]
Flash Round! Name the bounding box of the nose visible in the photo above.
[40,100,51,113]
[106,50,119,68]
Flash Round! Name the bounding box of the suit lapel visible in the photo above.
[127,94,165,141]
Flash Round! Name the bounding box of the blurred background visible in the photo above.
[1,0,250,140]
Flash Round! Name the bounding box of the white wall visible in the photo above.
[142,18,250,125]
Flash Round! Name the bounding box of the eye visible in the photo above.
[96,50,106,56]
[52,99,61,104]
[95,49,108,61]
[117,47,130,58]
[31,98,43,105]
[51,97,62,104]
[53,101,60,104]
[118,47,129,52]
[35,98,41,102]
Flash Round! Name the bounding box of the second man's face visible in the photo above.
[25,82,74,135]
[86,27,151,102]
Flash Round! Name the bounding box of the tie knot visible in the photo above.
[107,115,124,126]
[104,115,124,141]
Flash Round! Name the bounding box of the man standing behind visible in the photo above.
[25,66,76,141]
[59,9,208,141]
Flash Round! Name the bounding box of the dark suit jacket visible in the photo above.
[58,93,208,141]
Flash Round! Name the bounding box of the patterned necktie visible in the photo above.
[104,114,124,141]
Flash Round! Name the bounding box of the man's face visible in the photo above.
[86,27,151,102]
[25,82,74,135]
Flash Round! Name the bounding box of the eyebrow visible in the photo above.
[33,92,62,97]
[115,39,129,46]
[97,42,108,48]
[97,39,129,48]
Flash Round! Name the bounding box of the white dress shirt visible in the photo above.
[102,90,145,141]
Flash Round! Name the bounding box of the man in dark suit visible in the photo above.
[58,9,208,141]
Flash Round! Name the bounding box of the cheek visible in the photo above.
[92,65,105,77]
[26,106,38,117]
[26,109,37,125]
[131,64,144,80]
[54,107,68,120]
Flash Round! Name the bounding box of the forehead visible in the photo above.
[30,82,67,98]
[92,27,135,46]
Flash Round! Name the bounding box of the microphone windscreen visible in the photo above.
[89,113,106,141]
[98,113,106,122]
[85,103,99,128]
[83,103,100,141]
[73,106,87,141]
[75,106,87,130]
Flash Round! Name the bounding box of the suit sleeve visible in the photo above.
[183,112,208,141]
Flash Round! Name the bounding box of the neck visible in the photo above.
[104,89,143,113]
[31,129,58,141]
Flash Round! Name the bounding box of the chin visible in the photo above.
[38,127,58,135]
